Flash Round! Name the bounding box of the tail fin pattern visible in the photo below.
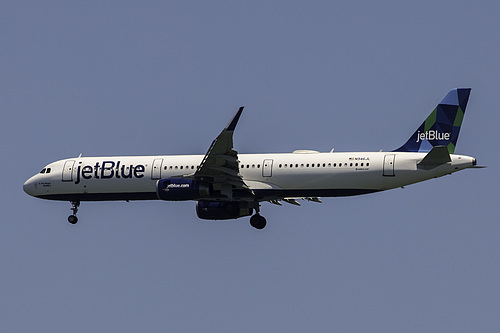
[394,88,471,154]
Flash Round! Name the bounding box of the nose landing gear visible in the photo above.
[68,201,80,224]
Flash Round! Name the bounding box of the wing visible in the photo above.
[186,107,252,200]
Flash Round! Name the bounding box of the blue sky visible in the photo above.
[2,1,499,332]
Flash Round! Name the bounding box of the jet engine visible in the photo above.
[156,178,211,201]
[196,200,253,220]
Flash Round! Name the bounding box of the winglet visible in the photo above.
[225,106,244,131]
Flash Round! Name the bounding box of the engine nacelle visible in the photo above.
[156,178,211,201]
[196,200,253,220]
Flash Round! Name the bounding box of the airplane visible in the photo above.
[23,88,481,229]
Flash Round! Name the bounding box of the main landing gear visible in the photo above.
[68,201,80,224]
[250,214,267,229]
[249,202,267,229]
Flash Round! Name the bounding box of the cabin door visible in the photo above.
[383,154,395,177]
[62,160,75,181]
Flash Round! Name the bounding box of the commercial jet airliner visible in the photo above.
[24,88,481,229]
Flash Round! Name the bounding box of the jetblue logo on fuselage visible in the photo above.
[74,161,145,184]
[416,130,451,143]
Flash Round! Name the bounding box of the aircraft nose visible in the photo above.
[23,177,36,196]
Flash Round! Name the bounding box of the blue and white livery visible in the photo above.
[24,89,481,229]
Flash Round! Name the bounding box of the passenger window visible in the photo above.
[252,164,255,168]
[301,164,304,168]
[306,164,309,167]
[257,164,260,168]
[355,163,358,167]
[361,163,364,166]
[279,164,282,168]
[367,163,370,166]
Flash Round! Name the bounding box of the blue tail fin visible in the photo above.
[394,88,471,154]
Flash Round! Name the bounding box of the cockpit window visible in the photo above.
[39,168,51,174]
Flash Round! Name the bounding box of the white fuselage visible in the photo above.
[22,88,478,228]
[23,151,476,202]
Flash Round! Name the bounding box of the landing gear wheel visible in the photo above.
[250,214,267,229]
[68,215,78,224]
[68,201,80,225]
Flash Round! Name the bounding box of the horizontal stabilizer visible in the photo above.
[417,146,451,169]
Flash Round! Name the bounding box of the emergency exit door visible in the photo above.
[151,158,164,180]
[262,159,273,177]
